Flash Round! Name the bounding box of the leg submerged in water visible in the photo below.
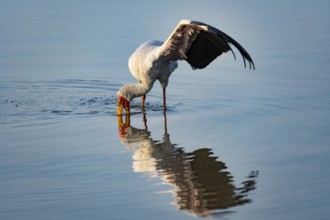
[142,95,146,107]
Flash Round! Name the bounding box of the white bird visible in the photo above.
[117,19,255,115]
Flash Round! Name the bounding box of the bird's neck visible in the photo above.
[117,83,152,101]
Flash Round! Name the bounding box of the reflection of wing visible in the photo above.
[117,114,258,217]
[132,140,258,216]
[186,149,250,211]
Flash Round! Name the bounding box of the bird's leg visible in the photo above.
[142,95,146,108]
[163,87,167,111]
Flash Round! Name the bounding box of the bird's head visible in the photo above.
[117,95,130,115]
[117,85,133,115]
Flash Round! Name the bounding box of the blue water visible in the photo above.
[1,1,330,219]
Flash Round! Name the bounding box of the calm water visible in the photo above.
[1,1,330,219]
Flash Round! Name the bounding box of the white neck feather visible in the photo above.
[117,83,153,101]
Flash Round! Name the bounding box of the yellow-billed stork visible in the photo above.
[117,19,255,115]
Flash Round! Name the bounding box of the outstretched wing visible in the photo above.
[157,19,255,70]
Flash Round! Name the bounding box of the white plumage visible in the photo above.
[117,19,255,115]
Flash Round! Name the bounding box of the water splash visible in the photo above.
[1,80,178,123]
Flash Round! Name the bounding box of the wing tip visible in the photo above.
[250,61,256,70]
[243,57,255,70]
[243,56,256,70]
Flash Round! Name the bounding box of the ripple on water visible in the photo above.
[0,80,181,123]
[0,80,117,123]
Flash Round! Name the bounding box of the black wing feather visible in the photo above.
[186,21,255,70]
[186,30,231,69]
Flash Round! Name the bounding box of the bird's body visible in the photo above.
[117,19,255,115]
[129,40,178,89]
[120,40,178,101]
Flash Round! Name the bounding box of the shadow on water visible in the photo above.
[117,113,259,217]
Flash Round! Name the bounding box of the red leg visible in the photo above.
[163,87,166,111]
[142,95,146,108]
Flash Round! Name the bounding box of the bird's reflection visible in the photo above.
[117,113,258,217]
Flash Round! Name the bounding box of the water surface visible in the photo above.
[1,1,330,219]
